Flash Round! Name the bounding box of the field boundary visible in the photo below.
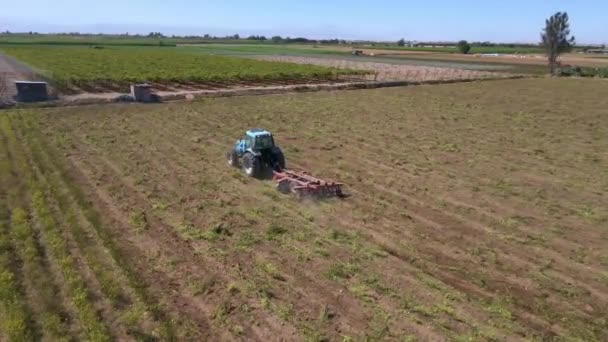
[1,75,531,110]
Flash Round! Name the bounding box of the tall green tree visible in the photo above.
[541,12,575,75]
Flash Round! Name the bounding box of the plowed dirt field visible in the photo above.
[1,78,606,341]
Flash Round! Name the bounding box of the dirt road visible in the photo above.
[0,53,36,101]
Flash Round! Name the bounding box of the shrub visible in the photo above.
[558,66,608,78]
[457,40,471,54]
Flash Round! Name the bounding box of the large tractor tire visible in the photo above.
[226,150,239,167]
[271,147,286,171]
[242,153,261,178]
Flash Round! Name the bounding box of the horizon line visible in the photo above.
[1,31,606,46]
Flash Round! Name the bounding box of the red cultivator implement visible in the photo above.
[273,169,345,198]
[226,129,346,199]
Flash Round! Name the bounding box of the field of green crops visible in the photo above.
[0,45,363,93]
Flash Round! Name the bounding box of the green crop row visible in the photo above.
[1,46,365,92]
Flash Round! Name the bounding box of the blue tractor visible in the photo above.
[226,129,286,178]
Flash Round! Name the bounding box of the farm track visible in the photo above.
[0,53,37,101]
[0,77,607,341]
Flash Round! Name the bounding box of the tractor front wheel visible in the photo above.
[242,153,260,178]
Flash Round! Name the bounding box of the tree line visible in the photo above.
[1,11,582,75]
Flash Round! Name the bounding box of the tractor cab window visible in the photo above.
[254,135,274,149]
[244,135,255,149]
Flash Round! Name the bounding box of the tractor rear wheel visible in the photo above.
[242,153,260,178]
[226,150,239,167]
[272,147,286,171]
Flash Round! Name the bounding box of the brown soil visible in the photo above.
[1,77,607,341]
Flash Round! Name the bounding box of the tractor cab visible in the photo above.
[228,128,285,177]
[244,129,275,151]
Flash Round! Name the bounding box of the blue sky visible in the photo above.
[1,1,606,43]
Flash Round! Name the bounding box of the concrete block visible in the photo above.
[130,84,153,102]
[15,81,48,102]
